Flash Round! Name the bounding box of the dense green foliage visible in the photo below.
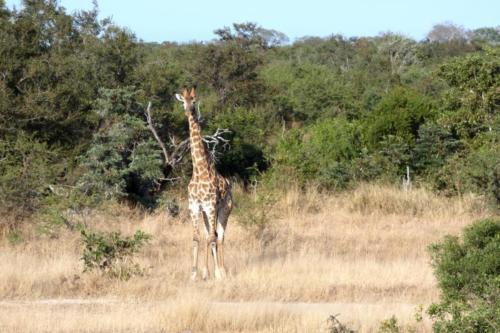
[0,1,498,229]
[81,228,151,279]
[428,218,500,332]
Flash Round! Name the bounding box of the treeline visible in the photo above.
[0,0,498,228]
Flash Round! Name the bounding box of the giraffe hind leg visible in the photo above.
[216,223,226,279]
[204,207,223,280]
[216,197,232,279]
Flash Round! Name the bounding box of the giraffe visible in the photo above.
[175,87,233,280]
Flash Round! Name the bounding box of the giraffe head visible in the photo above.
[175,87,197,115]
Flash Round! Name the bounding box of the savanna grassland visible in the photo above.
[0,184,491,332]
[0,1,499,332]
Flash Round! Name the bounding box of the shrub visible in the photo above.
[378,316,401,333]
[261,62,356,122]
[437,49,499,140]
[76,88,164,207]
[413,122,460,176]
[81,228,152,279]
[327,314,355,333]
[209,106,270,182]
[234,183,276,226]
[428,218,500,332]
[363,87,435,150]
[462,129,500,206]
[0,133,59,230]
[272,118,359,189]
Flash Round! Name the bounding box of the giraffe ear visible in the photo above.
[175,93,184,102]
[190,87,196,98]
[182,88,189,98]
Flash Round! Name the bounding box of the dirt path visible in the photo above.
[0,298,430,332]
[0,298,418,315]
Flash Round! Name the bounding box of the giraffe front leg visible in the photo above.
[199,210,211,280]
[189,208,201,281]
[191,239,199,281]
[202,236,210,280]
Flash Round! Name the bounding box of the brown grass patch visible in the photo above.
[0,184,489,332]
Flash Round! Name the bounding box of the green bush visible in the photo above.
[327,314,355,333]
[209,106,271,182]
[363,87,435,150]
[378,316,401,333]
[272,118,359,189]
[76,88,164,207]
[428,218,500,332]
[0,133,59,230]
[462,130,500,206]
[437,49,499,141]
[262,62,356,122]
[413,122,460,176]
[81,228,152,279]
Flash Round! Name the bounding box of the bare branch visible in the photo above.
[203,128,231,162]
[144,101,170,166]
[144,102,231,183]
[168,137,190,168]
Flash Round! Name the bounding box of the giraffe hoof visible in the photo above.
[190,272,198,281]
[202,269,209,280]
[214,269,224,280]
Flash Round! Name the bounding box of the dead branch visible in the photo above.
[145,102,170,166]
[168,136,190,169]
[145,101,231,177]
[15,76,28,94]
[203,128,231,162]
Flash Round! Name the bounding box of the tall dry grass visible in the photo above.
[0,184,490,332]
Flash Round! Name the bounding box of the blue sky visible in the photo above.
[5,0,499,42]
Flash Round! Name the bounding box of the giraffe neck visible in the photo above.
[187,111,213,179]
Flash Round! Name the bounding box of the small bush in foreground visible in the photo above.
[378,316,401,333]
[428,218,500,333]
[81,228,152,280]
[327,314,355,333]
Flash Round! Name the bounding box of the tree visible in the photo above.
[427,22,470,43]
[262,62,357,122]
[194,23,266,107]
[471,27,500,45]
[377,33,419,76]
[77,87,164,207]
[0,133,58,230]
[413,122,460,176]
[437,48,499,140]
[363,87,435,149]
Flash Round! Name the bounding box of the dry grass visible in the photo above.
[0,184,490,332]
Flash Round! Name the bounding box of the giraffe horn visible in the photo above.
[190,87,196,98]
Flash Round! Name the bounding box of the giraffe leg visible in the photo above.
[211,238,223,280]
[191,238,199,281]
[189,207,201,281]
[205,208,223,280]
[216,195,232,279]
[201,211,210,280]
[202,236,210,280]
[216,222,226,279]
